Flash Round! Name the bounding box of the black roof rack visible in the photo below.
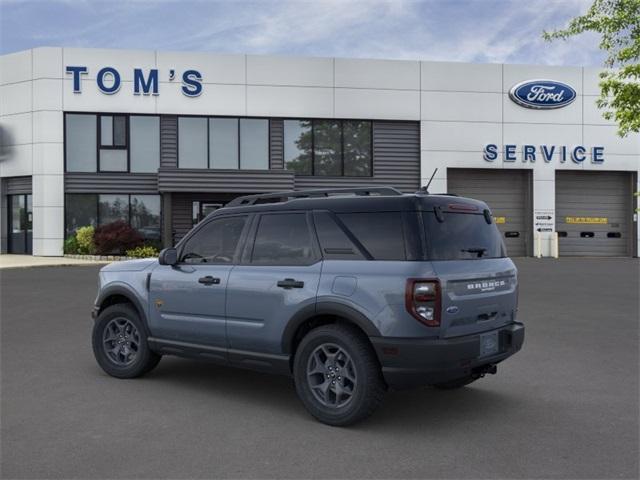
[226,186,403,208]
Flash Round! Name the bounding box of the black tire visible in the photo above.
[92,303,161,379]
[432,375,478,390]
[293,324,386,426]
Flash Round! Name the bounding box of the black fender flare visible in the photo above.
[95,284,151,336]
[281,301,381,354]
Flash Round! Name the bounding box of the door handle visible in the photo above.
[198,276,220,285]
[277,278,304,289]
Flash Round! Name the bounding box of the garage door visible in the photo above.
[447,169,532,257]
[556,171,634,257]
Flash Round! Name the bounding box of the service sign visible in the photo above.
[509,79,577,109]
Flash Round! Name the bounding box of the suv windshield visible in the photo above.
[423,211,505,260]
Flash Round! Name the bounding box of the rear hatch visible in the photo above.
[423,206,518,339]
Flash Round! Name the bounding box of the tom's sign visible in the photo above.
[509,79,576,109]
[65,66,203,97]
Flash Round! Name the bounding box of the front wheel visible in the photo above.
[92,304,161,379]
[293,324,386,426]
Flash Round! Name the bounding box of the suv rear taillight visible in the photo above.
[405,279,441,327]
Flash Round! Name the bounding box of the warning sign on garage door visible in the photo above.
[534,210,555,232]
[493,216,506,224]
[565,217,608,224]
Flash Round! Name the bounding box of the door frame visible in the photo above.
[7,193,32,255]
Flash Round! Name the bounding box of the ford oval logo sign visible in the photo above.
[509,79,577,109]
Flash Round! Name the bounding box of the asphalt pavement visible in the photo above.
[1,258,638,479]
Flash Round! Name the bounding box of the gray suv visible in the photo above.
[91,187,524,426]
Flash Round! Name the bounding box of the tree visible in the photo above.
[543,0,640,137]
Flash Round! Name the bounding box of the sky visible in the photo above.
[0,0,604,66]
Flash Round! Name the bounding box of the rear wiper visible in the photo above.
[461,247,487,258]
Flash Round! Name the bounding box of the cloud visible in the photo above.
[0,0,605,66]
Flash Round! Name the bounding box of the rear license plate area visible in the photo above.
[479,331,499,357]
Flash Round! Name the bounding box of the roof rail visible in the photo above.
[225,186,403,208]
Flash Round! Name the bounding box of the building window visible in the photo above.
[178,117,208,169]
[99,115,127,172]
[65,194,162,246]
[178,116,269,170]
[65,113,159,173]
[284,119,372,177]
[130,116,160,172]
[65,114,97,172]
[98,194,130,224]
[209,118,238,169]
[65,194,97,236]
[130,195,161,244]
[240,118,269,170]
[283,120,312,175]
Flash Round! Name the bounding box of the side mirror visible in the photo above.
[158,247,178,266]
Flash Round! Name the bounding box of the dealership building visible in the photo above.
[0,47,638,257]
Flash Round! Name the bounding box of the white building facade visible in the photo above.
[1,47,638,257]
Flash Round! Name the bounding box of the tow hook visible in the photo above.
[472,364,497,379]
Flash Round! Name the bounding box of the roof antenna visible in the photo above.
[417,168,438,195]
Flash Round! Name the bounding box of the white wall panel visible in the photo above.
[32,237,64,256]
[0,112,32,146]
[0,82,32,115]
[335,58,419,90]
[247,86,333,117]
[33,143,64,175]
[32,174,63,208]
[33,47,63,80]
[583,96,615,125]
[0,49,32,85]
[0,145,32,176]
[504,93,582,124]
[63,79,157,113]
[421,121,501,152]
[63,48,156,81]
[247,55,333,87]
[421,91,501,122]
[583,153,639,171]
[33,111,63,144]
[33,79,63,111]
[421,61,501,92]
[583,67,604,96]
[157,82,245,116]
[503,64,582,94]
[335,88,419,120]
[157,51,245,85]
[584,125,639,156]
[503,123,582,151]
[32,205,64,240]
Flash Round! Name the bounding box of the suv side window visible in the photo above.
[180,215,247,264]
[313,211,365,260]
[337,212,406,260]
[251,213,316,265]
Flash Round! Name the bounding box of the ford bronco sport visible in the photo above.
[91,187,524,426]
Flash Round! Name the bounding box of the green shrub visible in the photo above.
[125,245,160,259]
[63,236,79,254]
[76,225,96,255]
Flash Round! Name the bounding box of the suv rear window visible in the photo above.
[423,212,505,260]
[337,212,406,260]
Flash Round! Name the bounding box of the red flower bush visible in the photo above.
[93,220,143,255]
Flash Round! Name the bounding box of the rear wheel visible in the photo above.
[432,375,478,390]
[92,304,161,378]
[293,324,386,426]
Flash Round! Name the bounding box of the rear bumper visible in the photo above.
[370,322,524,390]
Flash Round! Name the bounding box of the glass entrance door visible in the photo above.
[8,194,32,254]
